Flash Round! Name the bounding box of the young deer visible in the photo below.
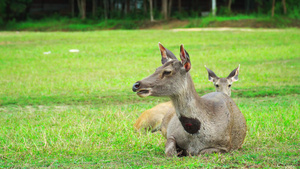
[134,65,240,135]
[205,65,240,97]
[132,43,246,156]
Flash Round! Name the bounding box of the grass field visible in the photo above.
[0,29,299,168]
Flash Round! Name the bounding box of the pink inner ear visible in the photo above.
[231,70,239,82]
[160,50,167,59]
[159,44,165,51]
[159,44,167,58]
[231,76,238,82]
[180,47,186,60]
[180,45,186,61]
[184,62,191,72]
[208,77,214,82]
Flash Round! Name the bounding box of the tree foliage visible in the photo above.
[0,0,299,23]
[0,0,32,22]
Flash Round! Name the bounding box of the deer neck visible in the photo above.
[169,74,204,134]
[169,73,204,119]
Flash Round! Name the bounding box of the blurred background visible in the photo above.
[0,0,299,31]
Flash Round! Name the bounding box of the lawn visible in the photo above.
[0,29,299,168]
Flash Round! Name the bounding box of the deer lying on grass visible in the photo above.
[133,46,178,132]
[134,65,240,136]
[132,43,246,156]
[160,65,240,138]
[134,101,174,132]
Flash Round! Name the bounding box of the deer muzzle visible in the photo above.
[132,82,140,92]
[132,81,152,97]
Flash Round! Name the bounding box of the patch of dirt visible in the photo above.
[172,28,283,32]
[0,41,12,45]
[140,18,300,29]
[209,19,268,28]
[207,19,300,28]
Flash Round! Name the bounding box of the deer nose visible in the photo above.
[132,82,141,92]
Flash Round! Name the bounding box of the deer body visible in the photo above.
[160,65,240,138]
[165,81,245,155]
[135,65,240,136]
[132,43,246,156]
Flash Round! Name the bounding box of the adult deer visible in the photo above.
[132,43,246,156]
[134,65,240,135]
[160,65,241,138]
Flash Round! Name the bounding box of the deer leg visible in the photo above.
[165,136,177,157]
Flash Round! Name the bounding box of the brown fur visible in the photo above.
[132,43,247,157]
[134,66,240,137]
[134,101,174,132]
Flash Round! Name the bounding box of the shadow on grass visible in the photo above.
[1,85,299,107]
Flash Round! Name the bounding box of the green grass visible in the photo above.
[187,15,258,27]
[187,15,298,28]
[0,29,299,167]
[1,18,148,31]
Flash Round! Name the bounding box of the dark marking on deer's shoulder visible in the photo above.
[179,116,201,134]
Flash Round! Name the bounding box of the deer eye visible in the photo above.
[215,84,219,88]
[228,84,232,87]
[163,71,171,76]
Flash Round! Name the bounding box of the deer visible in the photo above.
[134,65,240,137]
[132,43,246,156]
[160,65,240,138]
[205,65,240,97]
[133,45,179,133]
[133,101,174,132]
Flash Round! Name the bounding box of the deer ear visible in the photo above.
[158,42,177,65]
[179,44,191,72]
[227,64,240,82]
[205,66,219,82]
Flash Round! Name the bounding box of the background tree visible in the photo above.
[162,0,168,20]
[70,0,75,17]
[162,0,172,20]
[149,0,154,21]
[178,0,181,13]
[282,0,286,14]
[1,0,300,24]
[212,0,216,16]
[103,0,108,20]
[77,0,86,20]
[143,0,147,14]
[228,0,232,12]
[271,0,275,17]
[0,0,32,22]
[168,0,172,18]
[125,0,130,14]
[92,0,97,17]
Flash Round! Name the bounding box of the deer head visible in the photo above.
[205,65,240,96]
[132,43,191,98]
